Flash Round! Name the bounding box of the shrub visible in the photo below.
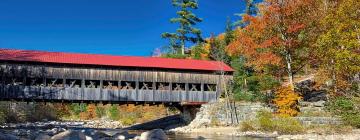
[33,104,58,121]
[120,116,136,126]
[234,90,258,102]
[273,86,301,117]
[0,110,5,124]
[86,104,97,119]
[53,103,71,118]
[274,117,304,134]
[108,105,120,120]
[240,110,304,134]
[79,112,90,120]
[95,106,106,118]
[240,120,257,131]
[70,103,87,116]
[257,110,275,131]
[328,97,360,128]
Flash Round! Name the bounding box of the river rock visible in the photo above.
[34,133,51,140]
[92,131,111,139]
[113,131,133,140]
[51,130,87,140]
[13,129,29,136]
[133,136,141,140]
[112,131,140,140]
[313,100,326,107]
[140,129,168,140]
[0,132,18,140]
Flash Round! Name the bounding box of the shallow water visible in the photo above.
[167,133,273,140]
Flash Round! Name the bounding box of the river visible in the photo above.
[168,133,271,140]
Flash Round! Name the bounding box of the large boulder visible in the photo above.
[139,129,168,140]
[295,79,327,102]
[51,130,87,140]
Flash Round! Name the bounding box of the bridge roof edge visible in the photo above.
[0,48,234,72]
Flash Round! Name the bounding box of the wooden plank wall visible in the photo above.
[0,63,231,84]
[0,85,218,102]
[0,62,233,103]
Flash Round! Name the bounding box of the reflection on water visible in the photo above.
[168,133,274,140]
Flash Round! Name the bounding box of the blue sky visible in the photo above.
[0,0,247,56]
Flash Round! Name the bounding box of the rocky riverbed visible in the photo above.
[169,126,360,140]
[1,120,360,140]
[0,120,168,140]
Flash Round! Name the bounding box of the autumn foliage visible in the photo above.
[273,86,302,117]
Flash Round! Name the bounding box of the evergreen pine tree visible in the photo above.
[162,0,204,55]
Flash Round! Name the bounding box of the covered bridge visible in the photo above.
[0,49,233,105]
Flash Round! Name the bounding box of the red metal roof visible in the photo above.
[0,49,234,72]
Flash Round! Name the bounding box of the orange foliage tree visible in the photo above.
[227,0,321,89]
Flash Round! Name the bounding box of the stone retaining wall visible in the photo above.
[183,100,272,128]
[295,117,342,126]
[184,100,342,128]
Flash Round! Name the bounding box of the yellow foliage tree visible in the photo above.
[273,86,302,117]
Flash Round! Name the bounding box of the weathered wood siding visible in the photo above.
[0,85,217,102]
[0,62,233,103]
[0,63,229,84]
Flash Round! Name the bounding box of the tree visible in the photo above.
[244,0,257,16]
[224,17,236,46]
[209,34,231,64]
[162,0,204,55]
[228,0,320,90]
[316,0,360,95]
[234,0,258,27]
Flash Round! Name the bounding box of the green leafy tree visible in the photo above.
[190,43,206,60]
[162,0,204,55]
[70,103,87,116]
[316,0,360,94]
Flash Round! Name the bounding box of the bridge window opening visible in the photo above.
[204,84,217,91]
[172,83,185,91]
[46,78,63,87]
[103,81,119,89]
[139,82,153,90]
[120,81,135,90]
[85,80,100,88]
[189,83,201,91]
[65,79,81,88]
[25,78,44,86]
[156,82,170,90]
